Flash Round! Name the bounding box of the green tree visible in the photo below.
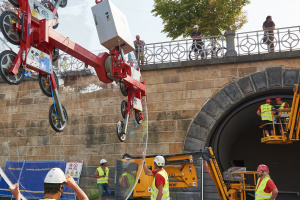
[152,0,250,39]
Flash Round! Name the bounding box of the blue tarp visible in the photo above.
[0,161,79,200]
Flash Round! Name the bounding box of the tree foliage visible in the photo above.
[152,0,250,39]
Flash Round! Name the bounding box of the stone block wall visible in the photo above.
[0,55,300,198]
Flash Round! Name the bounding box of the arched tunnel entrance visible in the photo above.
[209,89,300,197]
[184,67,300,199]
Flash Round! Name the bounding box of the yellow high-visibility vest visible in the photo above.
[261,104,273,121]
[97,167,109,184]
[150,169,170,200]
[255,177,272,199]
[279,102,289,115]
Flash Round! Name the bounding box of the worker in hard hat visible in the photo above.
[9,168,88,200]
[142,153,170,200]
[255,164,278,200]
[119,162,137,198]
[95,159,111,200]
[257,98,276,136]
[275,97,290,131]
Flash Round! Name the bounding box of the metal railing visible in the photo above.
[236,26,300,55]
[140,36,226,65]
[2,26,300,76]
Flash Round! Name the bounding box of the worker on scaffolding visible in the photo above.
[257,98,276,136]
[142,153,170,200]
[255,164,278,200]
[275,97,290,131]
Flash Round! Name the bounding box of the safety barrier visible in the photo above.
[236,26,300,55]
[1,26,299,70]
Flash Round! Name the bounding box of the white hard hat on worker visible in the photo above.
[100,159,107,164]
[44,168,66,184]
[154,156,165,167]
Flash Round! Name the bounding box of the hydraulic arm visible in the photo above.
[0,0,146,141]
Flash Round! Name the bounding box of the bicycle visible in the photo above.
[189,38,226,60]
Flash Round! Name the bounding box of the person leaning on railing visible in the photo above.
[191,25,204,58]
[262,16,275,52]
[134,35,145,65]
[257,98,276,137]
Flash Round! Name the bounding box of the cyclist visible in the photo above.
[191,25,204,58]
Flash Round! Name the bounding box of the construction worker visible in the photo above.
[142,153,170,200]
[95,159,111,200]
[275,97,290,135]
[119,162,137,197]
[255,164,278,200]
[9,168,88,200]
[275,96,290,120]
[61,56,68,69]
[257,98,276,136]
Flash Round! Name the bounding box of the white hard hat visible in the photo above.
[44,168,66,184]
[193,25,199,29]
[154,156,165,167]
[100,159,107,164]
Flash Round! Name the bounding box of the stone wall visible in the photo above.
[0,53,300,199]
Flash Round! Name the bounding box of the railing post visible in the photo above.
[224,30,237,57]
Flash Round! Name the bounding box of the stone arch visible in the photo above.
[183,66,300,198]
[184,66,300,152]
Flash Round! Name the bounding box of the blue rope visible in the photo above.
[49,77,59,119]
[126,109,138,135]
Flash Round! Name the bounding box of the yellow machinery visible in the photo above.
[260,84,300,144]
[116,147,257,200]
[202,147,257,200]
[115,152,198,199]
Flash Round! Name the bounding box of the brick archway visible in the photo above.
[183,66,300,152]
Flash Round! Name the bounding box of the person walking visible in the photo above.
[255,164,278,200]
[142,153,170,200]
[257,98,276,136]
[95,159,111,200]
[9,168,88,200]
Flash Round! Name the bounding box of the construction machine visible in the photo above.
[0,0,146,141]
[115,147,257,200]
[259,84,300,144]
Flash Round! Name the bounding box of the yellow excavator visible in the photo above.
[115,147,257,200]
[260,84,300,144]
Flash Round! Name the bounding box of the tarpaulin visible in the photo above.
[0,161,80,200]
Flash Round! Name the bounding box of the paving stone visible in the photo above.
[267,67,282,87]
[203,192,221,200]
[176,192,201,200]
